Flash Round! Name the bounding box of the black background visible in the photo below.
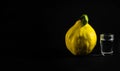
[2,0,120,70]
[46,0,120,57]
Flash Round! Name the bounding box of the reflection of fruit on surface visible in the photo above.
[65,14,97,55]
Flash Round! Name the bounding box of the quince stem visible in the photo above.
[80,14,89,26]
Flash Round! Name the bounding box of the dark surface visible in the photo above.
[46,55,120,71]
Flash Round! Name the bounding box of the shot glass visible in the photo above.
[100,33,114,56]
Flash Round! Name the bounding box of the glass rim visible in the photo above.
[100,33,114,36]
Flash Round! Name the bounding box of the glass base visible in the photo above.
[101,51,113,56]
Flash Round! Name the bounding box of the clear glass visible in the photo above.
[100,33,114,56]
